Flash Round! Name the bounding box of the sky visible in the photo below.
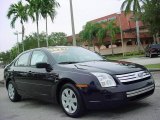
[0,0,123,52]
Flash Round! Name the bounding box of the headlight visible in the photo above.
[91,72,116,87]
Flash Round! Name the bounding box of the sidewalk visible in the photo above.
[121,57,160,65]
[0,68,4,84]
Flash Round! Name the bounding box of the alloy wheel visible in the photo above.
[61,88,78,114]
[8,83,15,100]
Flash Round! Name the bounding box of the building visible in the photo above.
[67,12,154,55]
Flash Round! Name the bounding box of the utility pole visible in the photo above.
[69,0,76,46]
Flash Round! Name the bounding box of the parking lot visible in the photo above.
[0,71,160,120]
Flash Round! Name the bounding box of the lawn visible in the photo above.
[145,64,160,69]
[105,54,144,61]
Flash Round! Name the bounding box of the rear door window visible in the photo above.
[15,52,31,67]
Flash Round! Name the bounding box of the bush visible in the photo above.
[125,51,144,56]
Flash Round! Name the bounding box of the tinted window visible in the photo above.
[151,44,160,48]
[31,51,48,66]
[16,52,30,66]
[48,47,103,63]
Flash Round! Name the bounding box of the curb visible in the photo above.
[149,69,160,72]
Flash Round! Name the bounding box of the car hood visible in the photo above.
[59,61,146,75]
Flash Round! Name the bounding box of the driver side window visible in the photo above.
[31,51,48,66]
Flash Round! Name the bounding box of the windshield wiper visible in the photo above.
[91,59,106,62]
[58,61,79,64]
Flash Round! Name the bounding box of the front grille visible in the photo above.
[116,71,151,84]
[126,84,154,98]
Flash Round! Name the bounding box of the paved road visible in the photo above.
[122,56,160,65]
[0,68,3,81]
[0,72,160,120]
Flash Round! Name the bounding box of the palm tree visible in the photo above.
[85,23,101,51]
[106,21,120,55]
[7,1,28,52]
[27,0,42,48]
[121,0,147,51]
[96,27,107,53]
[41,0,60,47]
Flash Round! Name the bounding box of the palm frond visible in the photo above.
[10,15,18,28]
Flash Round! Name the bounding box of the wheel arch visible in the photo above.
[56,78,76,104]
[6,78,12,89]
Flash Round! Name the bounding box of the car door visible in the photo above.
[13,51,31,93]
[27,50,56,98]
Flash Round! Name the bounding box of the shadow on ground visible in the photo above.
[17,97,151,119]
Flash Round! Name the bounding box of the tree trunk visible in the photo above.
[111,40,114,56]
[156,33,159,44]
[36,13,40,48]
[92,40,95,51]
[46,17,49,47]
[118,15,125,57]
[16,33,19,54]
[69,0,76,46]
[22,23,25,52]
[153,34,156,44]
[136,20,141,51]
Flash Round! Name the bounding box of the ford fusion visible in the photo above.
[4,46,155,117]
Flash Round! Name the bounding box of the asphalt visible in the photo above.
[0,68,4,84]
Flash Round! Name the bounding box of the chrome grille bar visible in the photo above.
[116,71,151,83]
[126,85,154,98]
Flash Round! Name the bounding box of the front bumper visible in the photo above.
[79,78,155,109]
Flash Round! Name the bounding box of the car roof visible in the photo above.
[19,46,81,56]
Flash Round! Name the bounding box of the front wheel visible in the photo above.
[7,81,21,102]
[60,84,85,118]
[149,53,153,58]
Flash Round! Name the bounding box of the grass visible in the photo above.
[105,54,144,61]
[145,64,160,69]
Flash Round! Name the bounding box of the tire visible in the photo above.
[7,81,21,102]
[60,84,85,118]
[149,53,153,58]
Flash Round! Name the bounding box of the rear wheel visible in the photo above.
[7,81,21,102]
[60,84,85,118]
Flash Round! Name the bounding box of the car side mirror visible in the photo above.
[36,62,53,72]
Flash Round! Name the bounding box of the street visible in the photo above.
[0,69,3,82]
[121,56,160,65]
[0,72,160,120]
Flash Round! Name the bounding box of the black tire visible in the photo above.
[145,53,148,57]
[7,81,21,102]
[60,84,85,118]
[149,53,153,58]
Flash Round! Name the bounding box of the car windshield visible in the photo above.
[48,47,104,64]
[151,44,160,48]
